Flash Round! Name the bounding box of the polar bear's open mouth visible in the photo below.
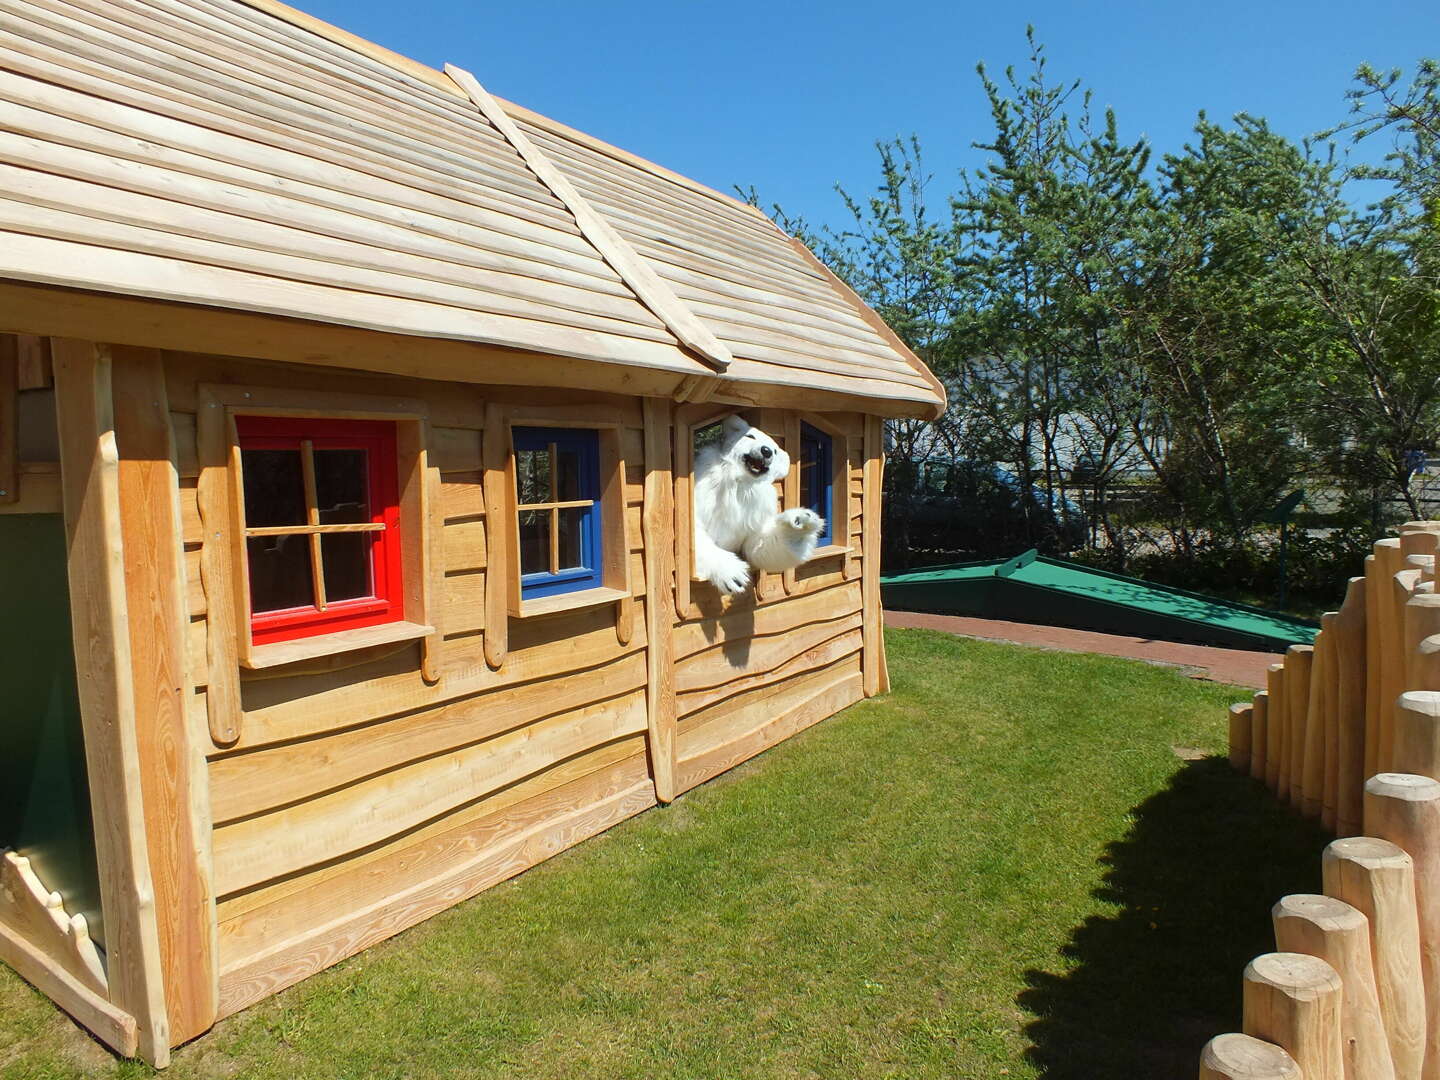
[742,454,770,477]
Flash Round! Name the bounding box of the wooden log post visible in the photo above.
[1253,691,1271,784]
[1383,565,1423,773]
[1243,952,1345,1080]
[1407,595,1440,694]
[1395,692,1440,782]
[1324,837,1427,1080]
[1270,663,1289,794]
[1320,613,1342,831]
[1199,1033,1301,1079]
[1365,774,1440,1080]
[1304,630,1330,820]
[1370,551,1388,779]
[1287,646,1315,808]
[1337,577,1370,837]
[1272,894,1397,1080]
[1402,525,1440,570]
[1231,702,1255,774]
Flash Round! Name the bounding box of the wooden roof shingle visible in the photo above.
[0,0,945,417]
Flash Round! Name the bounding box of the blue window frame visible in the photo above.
[799,422,833,546]
[513,427,603,599]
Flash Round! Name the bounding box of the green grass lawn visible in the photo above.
[1,629,1329,1080]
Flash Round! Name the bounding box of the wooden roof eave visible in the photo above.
[0,279,940,416]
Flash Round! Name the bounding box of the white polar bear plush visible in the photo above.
[693,414,826,595]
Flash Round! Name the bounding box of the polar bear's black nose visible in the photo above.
[759,445,773,459]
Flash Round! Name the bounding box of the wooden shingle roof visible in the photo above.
[0,0,945,417]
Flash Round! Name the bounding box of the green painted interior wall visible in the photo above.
[0,513,104,949]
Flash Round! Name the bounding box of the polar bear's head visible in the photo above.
[715,414,790,484]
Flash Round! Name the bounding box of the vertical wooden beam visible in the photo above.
[1250,691,1270,783]
[1268,663,1288,794]
[480,402,510,669]
[397,420,439,682]
[1364,773,1440,1080]
[51,339,170,1065]
[642,398,678,803]
[15,334,53,390]
[782,411,800,596]
[194,387,242,746]
[1285,645,1313,808]
[111,347,216,1046]
[1335,576,1369,837]
[1229,702,1253,773]
[862,415,887,696]
[1242,952,1345,1080]
[1324,836,1426,1079]
[1270,894,1396,1080]
[0,334,16,505]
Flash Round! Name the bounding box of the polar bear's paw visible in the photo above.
[699,547,752,595]
[779,508,825,536]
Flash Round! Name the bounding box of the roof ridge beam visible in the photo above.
[443,63,731,373]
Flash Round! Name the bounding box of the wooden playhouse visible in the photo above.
[0,0,945,1064]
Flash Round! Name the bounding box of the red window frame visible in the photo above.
[235,416,403,646]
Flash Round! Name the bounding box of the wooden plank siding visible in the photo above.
[26,341,887,1053]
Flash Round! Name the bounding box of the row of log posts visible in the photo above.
[1205,523,1440,1079]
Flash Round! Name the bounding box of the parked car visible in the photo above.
[883,457,1088,569]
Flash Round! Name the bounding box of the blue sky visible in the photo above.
[297,0,1436,231]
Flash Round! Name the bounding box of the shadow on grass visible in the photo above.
[1018,756,1330,1079]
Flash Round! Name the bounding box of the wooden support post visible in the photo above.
[861,415,886,697]
[1230,702,1254,774]
[1324,837,1426,1080]
[1270,663,1288,795]
[1395,692,1440,781]
[112,347,217,1044]
[1303,633,1328,820]
[52,339,171,1065]
[641,398,677,804]
[193,387,242,746]
[0,334,16,505]
[1337,577,1370,837]
[1287,646,1314,808]
[1272,894,1397,1080]
[1252,692,1271,783]
[1200,1033,1301,1079]
[1243,952,1345,1080]
[1364,774,1440,1080]
[480,402,510,670]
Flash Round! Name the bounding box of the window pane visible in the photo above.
[518,509,550,575]
[246,535,314,613]
[320,532,374,601]
[557,506,590,570]
[314,448,369,524]
[555,448,581,501]
[241,449,306,528]
[516,449,550,505]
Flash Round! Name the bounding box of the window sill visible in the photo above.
[242,620,434,670]
[515,586,630,620]
[808,543,851,560]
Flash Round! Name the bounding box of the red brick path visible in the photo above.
[885,610,1273,689]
